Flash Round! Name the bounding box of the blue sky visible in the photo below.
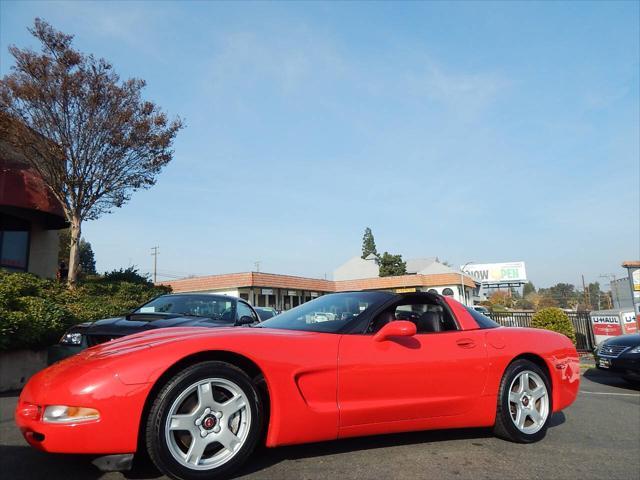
[1,1,638,287]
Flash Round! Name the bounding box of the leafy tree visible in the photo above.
[488,290,515,309]
[599,290,613,310]
[58,229,96,275]
[361,227,378,259]
[538,283,577,309]
[102,266,152,286]
[538,294,559,308]
[0,19,182,287]
[523,292,542,311]
[378,252,407,277]
[587,282,601,311]
[523,282,536,297]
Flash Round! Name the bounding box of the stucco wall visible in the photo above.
[28,224,60,279]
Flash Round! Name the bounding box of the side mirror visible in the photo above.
[236,315,255,326]
[374,320,417,342]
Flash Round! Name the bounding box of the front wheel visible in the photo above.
[145,361,263,480]
[493,359,552,443]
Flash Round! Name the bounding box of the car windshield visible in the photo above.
[259,292,393,333]
[135,295,236,321]
[255,308,276,320]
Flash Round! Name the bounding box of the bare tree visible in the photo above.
[0,19,182,286]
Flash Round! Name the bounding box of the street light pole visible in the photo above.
[460,262,474,306]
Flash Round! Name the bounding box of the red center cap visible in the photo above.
[203,415,216,430]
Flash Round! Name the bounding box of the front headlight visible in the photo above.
[628,346,640,354]
[59,332,82,345]
[42,405,100,423]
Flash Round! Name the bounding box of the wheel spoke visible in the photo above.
[509,390,520,404]
[217,428,241,452]
[530,408,542,425]
[169,414,195,431]
[222,394,247,417]
[197,382,216,408]
[520,373,529,393]
[185,436,208,466]
[531,386,546,400]
[517,408,527,429]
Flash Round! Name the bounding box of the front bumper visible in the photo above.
[594,353,640,379]
[15,358,151,454]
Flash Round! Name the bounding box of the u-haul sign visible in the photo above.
[590,310,636,345]
[621,311,638,334]
[591,316,622,337]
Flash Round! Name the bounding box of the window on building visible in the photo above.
[0,214,30,272]
[442,288,454,296]
[427,288,438,294]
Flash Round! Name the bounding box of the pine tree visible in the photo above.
[378,252,407,277]
[361,227,378,259]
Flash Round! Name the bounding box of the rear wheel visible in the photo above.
[493,359,552,443]
[145,361,262,480]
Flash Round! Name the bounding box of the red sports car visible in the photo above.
[16,291,579,480]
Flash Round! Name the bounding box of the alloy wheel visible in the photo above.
[507,370,549,434]
[164,378,251,470]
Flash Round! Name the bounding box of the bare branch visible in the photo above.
[0,18,183,285]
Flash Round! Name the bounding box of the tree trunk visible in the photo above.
[67,216,82,288]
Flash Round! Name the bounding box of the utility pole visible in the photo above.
[581,275,590,309]
[254,261,261,273]
[151,246,159,284]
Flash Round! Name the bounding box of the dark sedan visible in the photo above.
[594,333,640,384]
[254,306,279,320]
[48,293,260,364]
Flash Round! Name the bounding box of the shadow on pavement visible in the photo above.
[1,414,568,480]
[582,368,640,391]
[0,445,112,480]
[235,416,564,479]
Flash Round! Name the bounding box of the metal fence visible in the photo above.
[488,311,595,352]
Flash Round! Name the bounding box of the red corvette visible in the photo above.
[16,291,579,480]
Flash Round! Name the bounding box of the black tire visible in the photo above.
[493,359,552,443]
[145,361,263,480]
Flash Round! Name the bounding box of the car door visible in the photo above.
[337,299,488,429]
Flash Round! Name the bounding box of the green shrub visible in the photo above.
[102,266,152,285]
[531,307,576,344]
[0,270,170,352]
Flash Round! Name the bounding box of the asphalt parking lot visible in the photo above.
[1,368,638,480]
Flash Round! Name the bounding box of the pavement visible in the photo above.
[1,368,638,480]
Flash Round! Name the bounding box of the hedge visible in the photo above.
[531,307,576,345]
[0,270,170,351]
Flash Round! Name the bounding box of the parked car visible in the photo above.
[48,293,260,364]
[593,333,640,384]
[253,307,279,321]
[17,291,579,480]
[471,305,491,315]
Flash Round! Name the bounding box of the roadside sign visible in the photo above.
[621,311,638,334]
[590,309,635,345]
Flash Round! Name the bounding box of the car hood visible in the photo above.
[72,313,233,337]
[603,333,640,347]
[83,325,311,356]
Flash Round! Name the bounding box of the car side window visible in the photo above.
[237,302,258,323]
[368,301,457,334]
